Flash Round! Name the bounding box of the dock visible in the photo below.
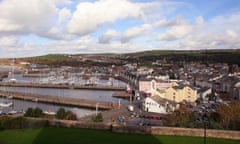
[112,92,130,99]
[0,90,113,110]
[0,83,126,91]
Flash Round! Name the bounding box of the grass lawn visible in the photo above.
[0,128,239,144]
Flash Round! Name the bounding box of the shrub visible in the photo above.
[0,116,49,130]
[92,113,103,122]
[65,113,77,120]
[56,108,77,120]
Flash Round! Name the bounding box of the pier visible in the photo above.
[0,90,113,110]
[0,83,126,91]
[112,92,130,99]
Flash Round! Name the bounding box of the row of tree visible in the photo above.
[24,107,77,120]
[163,102,240,130]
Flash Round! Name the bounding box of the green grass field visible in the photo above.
[0,128,239,144]
[38,54,67,61]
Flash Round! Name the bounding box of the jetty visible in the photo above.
[0,90,113,110]
[0,83,126,91]
[112,92,130,99]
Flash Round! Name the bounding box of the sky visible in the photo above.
[0,0,240,58]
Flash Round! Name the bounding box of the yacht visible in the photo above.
[0,101,13,107]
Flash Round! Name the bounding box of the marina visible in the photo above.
[0,69,129,118]
[0,65,130,119]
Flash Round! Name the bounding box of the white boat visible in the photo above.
[43,109,56,115]
[9,78,17,83]
[7,110,17,115]
[0,101,13,107]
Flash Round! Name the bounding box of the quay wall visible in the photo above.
[0,83,125,91]
[0,90,113,110]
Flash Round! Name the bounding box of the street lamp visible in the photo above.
[118,99,121,109]
[96,103,99,116]
[203,109,208,144]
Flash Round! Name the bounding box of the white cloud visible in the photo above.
[58,8,71,24]
[0,19,23,32]
[157,24,192,41]
[67,0,159,36]
[155,15,193,41]
[0,0,57,35]
[99,29,118,44]
[175,12,240,50]
[121,24,152,43]
[0,36,19,46]
[53,0,72,5]
[154,15,187,28]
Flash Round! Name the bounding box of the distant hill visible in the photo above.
[0,49,239,66]
[123,49,240,65]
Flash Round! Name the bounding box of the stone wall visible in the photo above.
[112,124,151,134]
[48,119,112,130]
[47,119,240,140]
[151,127,240,140]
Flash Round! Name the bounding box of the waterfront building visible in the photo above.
[164,84,197,103]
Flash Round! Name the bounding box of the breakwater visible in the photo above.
[0,83,125,91]
[0,90,113,110]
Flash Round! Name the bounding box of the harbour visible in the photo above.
[0,69,129,118]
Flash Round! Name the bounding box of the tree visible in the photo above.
[56,107,66,119]
[217,102,240,130]
[24,108,34,117]
[24,107,43,118]
[33,107,43,117]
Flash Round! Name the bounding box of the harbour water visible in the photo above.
[0,97,95,118]
[0,73,128,118]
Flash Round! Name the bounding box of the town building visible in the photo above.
[142,96,176,114]
[164,84,197,103]
[138,76,172,94]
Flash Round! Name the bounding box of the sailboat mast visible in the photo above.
[12,58,15,79]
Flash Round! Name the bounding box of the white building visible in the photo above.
[197,87,212,102]
[142,96,176,114]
